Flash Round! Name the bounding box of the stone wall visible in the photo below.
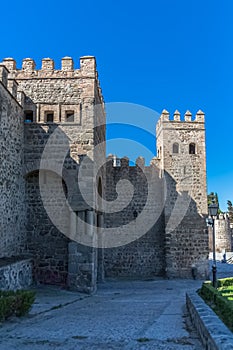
[104,157,166,278]
[0,65,26,258]
[104,110,209,280]
[187,292,233,349]
[25,170,69,285]
[0,258,32,291]
[209,214,232,253]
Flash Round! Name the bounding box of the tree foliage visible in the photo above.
[207,192,223,214]
[227,200,233,224]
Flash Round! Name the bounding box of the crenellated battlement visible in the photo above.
[217,213,230,221]
[1,56,97,79]
[106,154,158,170]
[1,56,104,108]
[156,109,205,134]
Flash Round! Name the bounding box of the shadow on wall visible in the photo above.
[24,123,94,286]
[23,123,209,286]
[104,161,209,280]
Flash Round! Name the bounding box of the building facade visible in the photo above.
[0,56,209,292]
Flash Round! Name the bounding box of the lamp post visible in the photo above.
[208,203,219,288]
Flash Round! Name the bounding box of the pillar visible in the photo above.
[67,209,97,294]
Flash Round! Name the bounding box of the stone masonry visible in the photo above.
[104,110,209,279]
[0,65,26,258]
[209,213,233,253]
[0,56,209,292]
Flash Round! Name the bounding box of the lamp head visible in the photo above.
[208,203,219,217]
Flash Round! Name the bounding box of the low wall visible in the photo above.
[0,258,33,290]
[186,292,233,350]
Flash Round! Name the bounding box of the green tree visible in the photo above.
[208,192,219,205]
[207,192,222,213]
[227,200,233,224]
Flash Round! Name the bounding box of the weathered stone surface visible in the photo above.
[209,214,232,253]
[156,111,209,278]
[187,291,233,349]
[104,111,209,279]
[0,75,26,259]
[0,56,105,293]
[0,56,210,292]
[105,162,166,278]
[0,258,32,290]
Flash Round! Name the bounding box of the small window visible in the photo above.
[24,110,33,123]
[65,111,74,122]
[45,112,54,123]
[173,143,179,154]
[189,143,196,154]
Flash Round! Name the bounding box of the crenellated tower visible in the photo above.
[156,109,207,215]
[0,56,106,293]
[155,109,209,278]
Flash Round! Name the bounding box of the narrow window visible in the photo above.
[173,143,179,154]
[65,111,74,122]
[189,143,196,154]
[45,112,54,123]
[24,110,33,123]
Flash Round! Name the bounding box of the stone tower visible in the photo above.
[156,109,209,278]
[209,213,232,253]
[1,56,105,293]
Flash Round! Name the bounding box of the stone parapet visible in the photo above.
[0,258,33,290]
[156,109,205,136]
[2,56,96,79]
[209,214,232,253]
[1,56,104,112]
[186,291,233,349]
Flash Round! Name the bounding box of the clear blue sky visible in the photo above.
[1,0,232,210]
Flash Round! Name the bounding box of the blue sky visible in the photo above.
[1,0,232,210]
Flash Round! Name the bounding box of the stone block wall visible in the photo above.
[104,157,166,278]
[163,171,209,278]
[187,292,233,349]
[0,66,26,258]
[209,214,232,253]
[25,170,70,285]
[0,258,32,290]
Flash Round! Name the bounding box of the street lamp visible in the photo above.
[208,203,219,288]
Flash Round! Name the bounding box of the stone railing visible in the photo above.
[186,291,233,349]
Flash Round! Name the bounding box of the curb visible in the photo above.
[186,292,233,350]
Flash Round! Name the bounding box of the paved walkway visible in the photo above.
[1,260,232,350]
[0,279,204,350]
